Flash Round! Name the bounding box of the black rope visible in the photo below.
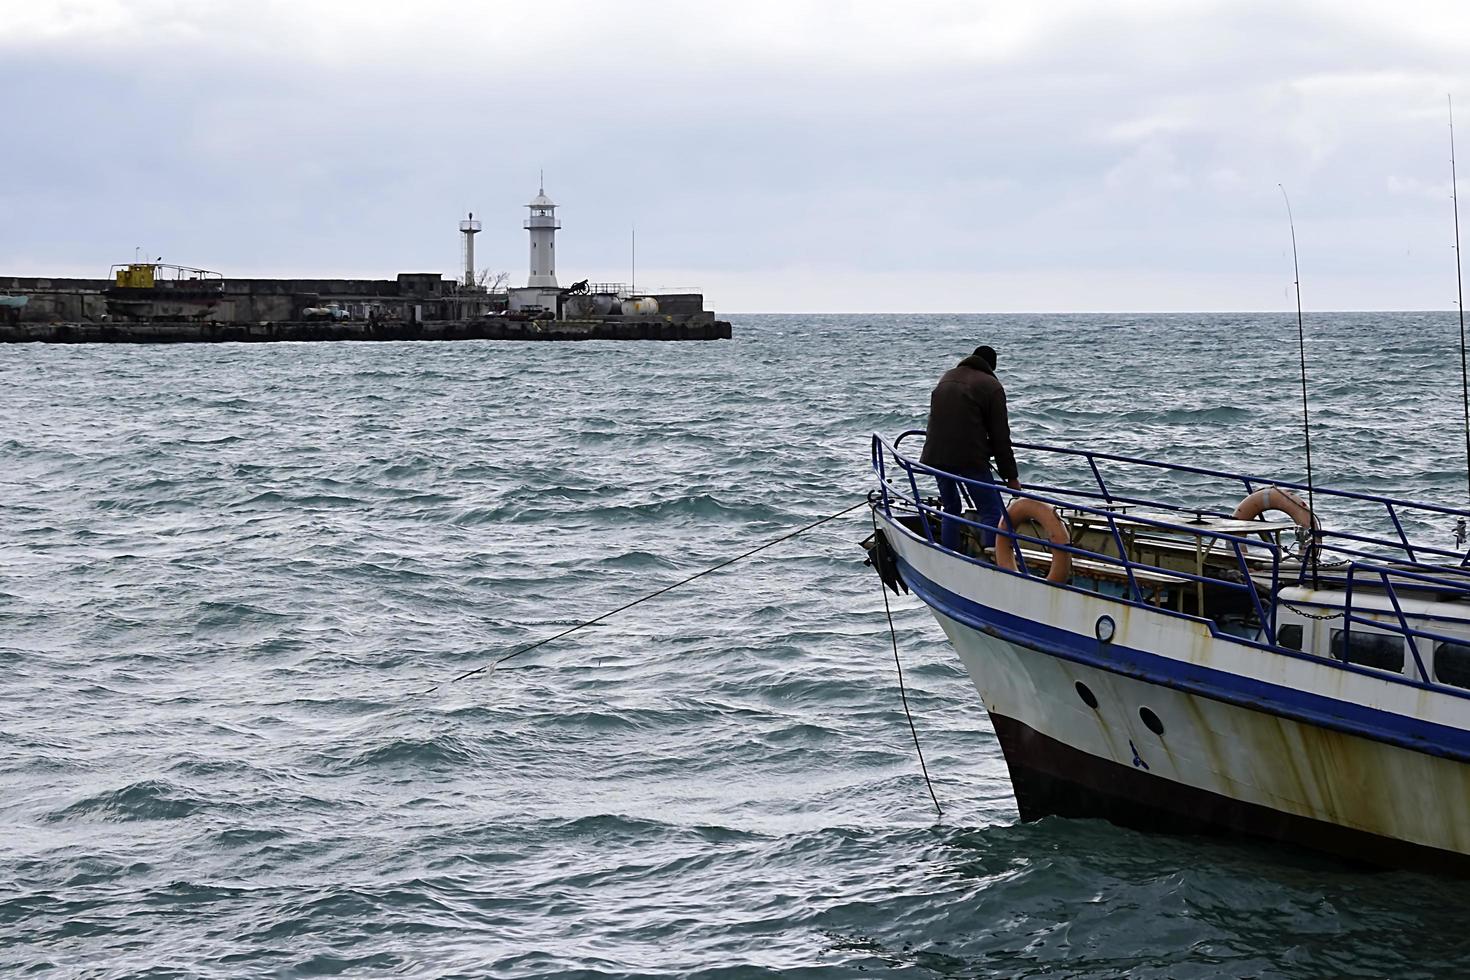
[872,512,943,817]
[423,499,869,693]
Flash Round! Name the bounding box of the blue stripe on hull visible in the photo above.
[894,553,1470,764]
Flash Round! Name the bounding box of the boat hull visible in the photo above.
[878,510,1470,872]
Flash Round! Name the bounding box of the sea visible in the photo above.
[4,313,1470,979]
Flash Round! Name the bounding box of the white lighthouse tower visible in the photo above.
[524,181,560,288]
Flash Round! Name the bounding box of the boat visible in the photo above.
[0,293,27,324]
[866,430,1470,873]
[105,262,224,322]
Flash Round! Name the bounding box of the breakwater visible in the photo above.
[0,317,732,344]
[2,273,732,343]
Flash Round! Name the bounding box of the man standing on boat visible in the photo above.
[921,345,1020,553]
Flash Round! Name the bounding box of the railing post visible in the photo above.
[1087,454,1111,502]
[872,437,892,517]
[1268,538,1282,643]
[907,465,934,544]
[1385,503,1416,563]
[1379,570,1430,683]
[997,503,1030,576]
[1103,512,1143,603]
[1340,563,1356,663]
[1230,537,1274,646]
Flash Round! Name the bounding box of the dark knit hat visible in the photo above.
[973,345,997,369]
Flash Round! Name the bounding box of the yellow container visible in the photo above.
[115,264,156,288]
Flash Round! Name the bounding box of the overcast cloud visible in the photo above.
[6,0,1470,311]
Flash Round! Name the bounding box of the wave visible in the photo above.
[450,492,789,527]
[334,734,480,772]
[232,490,366,508]
[52,779,206,822]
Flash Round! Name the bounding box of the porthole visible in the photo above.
[1139,706,1165,736]
[1075,681,1099,709]
[1095,616,1116,643]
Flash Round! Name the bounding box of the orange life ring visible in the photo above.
[996,498,1073,583]
[1232,486,1318,530]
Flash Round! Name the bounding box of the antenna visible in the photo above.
[631,226,636,296]
[1452,95,1470,500]
[1280,184,1318,581]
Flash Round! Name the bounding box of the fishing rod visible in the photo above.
[422,499,868,693]
[1451,95,1470,502]
[1279,184,1319,584]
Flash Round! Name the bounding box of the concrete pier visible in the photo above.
[1,273,732,344]
[0,317,732,344]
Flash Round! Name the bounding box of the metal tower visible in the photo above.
[459,212,482,288]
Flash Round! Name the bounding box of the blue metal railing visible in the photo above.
[872,431,1470,696]
[875,434,1283,642]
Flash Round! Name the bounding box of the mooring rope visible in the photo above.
[872,510,944,818]
[423,499,869,694]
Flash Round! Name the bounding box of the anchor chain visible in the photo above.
[1277,598,1342,621]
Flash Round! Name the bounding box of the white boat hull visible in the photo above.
[878,510,1470,871]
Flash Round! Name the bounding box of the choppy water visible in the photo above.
[4,313,1470,978]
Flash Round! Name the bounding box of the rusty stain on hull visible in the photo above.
[991,711,1470,875]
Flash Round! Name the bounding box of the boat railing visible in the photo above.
[873,432,1470,693]
[1015,437,1470,566]
[1335,558,1470,684]
[873,434,1284,650]
[891,429,1470,570]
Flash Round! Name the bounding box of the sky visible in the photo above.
[6,0,1470,312]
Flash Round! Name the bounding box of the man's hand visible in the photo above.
[1006,477,1022,492]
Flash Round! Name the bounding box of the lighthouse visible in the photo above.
[524,182,560,288]
[459,212,481,288]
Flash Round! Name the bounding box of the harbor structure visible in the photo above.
[0,184,730,343]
